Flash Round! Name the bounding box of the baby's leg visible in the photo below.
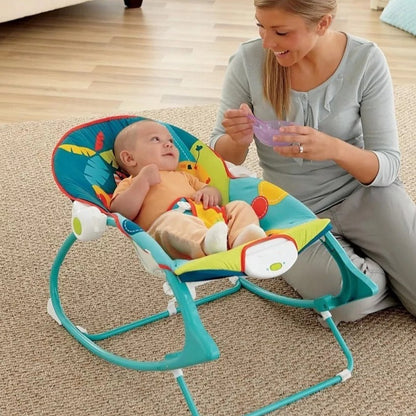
[203,221,228,255]
[148,211,210,259]
[232,224,267,247]
[225,200,265,247]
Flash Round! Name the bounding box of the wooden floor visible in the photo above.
[0,0,415,124]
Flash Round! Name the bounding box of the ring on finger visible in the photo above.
[299,144,304,154]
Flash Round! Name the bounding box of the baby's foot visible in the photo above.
[232,224,266,248]
[203,221,228,255]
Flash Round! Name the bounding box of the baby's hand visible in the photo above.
[193,186,222,209]
[137,164,161,187]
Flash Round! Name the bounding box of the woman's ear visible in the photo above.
[317,14,332,35]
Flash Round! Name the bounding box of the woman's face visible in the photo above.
[255,7,322,67]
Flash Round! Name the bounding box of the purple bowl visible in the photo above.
[249,114,298,147]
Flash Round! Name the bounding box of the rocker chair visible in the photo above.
[48,115,378,415]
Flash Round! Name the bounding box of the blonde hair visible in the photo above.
[254,0,337,118]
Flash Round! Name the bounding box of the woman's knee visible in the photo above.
[389,281,416,318]
[331,256,398,323]
[284,239,399,323]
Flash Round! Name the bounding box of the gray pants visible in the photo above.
[283,180,416,323]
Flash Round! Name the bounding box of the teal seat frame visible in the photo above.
[49,115,378,415]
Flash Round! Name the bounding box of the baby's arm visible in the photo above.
[110,164,161,220]
[193,186,222,209]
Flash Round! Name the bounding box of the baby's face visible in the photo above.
[132,121,179,171]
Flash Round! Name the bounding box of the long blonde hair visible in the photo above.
[254,0,337,118]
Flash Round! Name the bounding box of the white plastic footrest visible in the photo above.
[243,237,298,279]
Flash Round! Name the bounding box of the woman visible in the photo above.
[210,0,416,322]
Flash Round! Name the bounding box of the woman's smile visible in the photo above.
[274,50,289,56]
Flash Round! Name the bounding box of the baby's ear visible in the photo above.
[119,149,135,167]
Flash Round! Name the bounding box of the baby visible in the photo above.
[110,120,266,259]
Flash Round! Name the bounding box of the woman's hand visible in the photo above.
[222,103,254,147]
[193,186,222,209]
[273,125,338,161]
[215,103,254,165]
[275,125,379,184]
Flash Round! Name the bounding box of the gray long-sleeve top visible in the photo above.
[210,34,400,214]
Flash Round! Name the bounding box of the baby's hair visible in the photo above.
[114,119,154,171]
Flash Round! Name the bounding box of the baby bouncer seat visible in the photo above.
[49,115,378,415]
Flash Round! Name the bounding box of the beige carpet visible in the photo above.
[1,85,415,416]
